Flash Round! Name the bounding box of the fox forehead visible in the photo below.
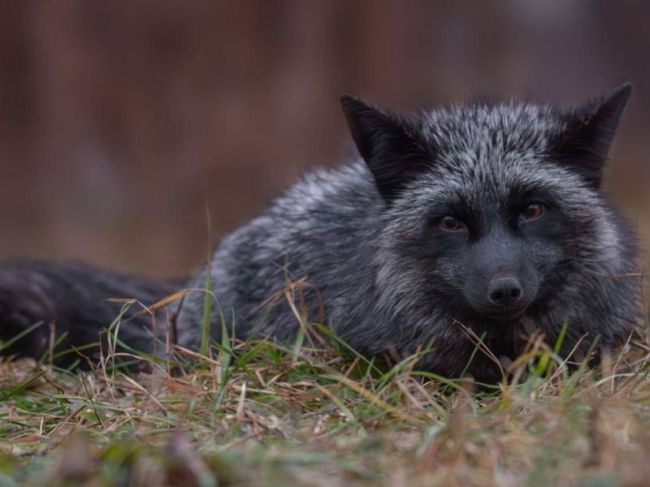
[389,150,601,225]
[418,102,565,155]
[405,103,581,200]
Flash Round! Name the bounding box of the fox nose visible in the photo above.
[487,276,523,309]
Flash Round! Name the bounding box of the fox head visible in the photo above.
[340,85,632,326]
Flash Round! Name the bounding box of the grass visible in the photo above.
[0,308,648,486]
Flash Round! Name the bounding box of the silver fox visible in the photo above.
[0,85,643,381]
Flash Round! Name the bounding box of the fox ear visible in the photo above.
[552,83,632,188]
[340,95,432,202]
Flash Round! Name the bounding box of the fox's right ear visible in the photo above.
[552,83,632,188]
[340,95,432,202]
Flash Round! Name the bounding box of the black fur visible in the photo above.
[0,260,178,366]
[0,86,643,382]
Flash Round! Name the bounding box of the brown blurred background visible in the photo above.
[0,1,648,278]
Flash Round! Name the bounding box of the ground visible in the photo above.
[0,317,648,486]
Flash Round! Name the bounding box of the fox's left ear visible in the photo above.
[553,83,632,188]
[340,95,433,202]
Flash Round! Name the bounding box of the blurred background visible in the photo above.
[0,1,648,278]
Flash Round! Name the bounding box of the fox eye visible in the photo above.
[439,216,465,232]
[520,203,544,221]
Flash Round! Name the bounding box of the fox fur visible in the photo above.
[0,85,643,381]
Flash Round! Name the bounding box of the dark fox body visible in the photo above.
[0,86,643,381]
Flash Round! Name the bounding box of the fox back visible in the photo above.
[175,84,642,382]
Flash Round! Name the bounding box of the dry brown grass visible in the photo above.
[0,321,648,486]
